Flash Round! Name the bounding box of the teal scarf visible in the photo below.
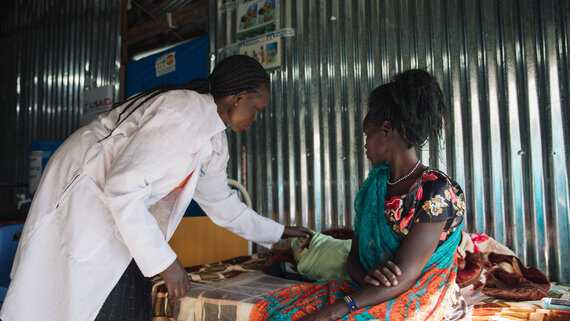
[354,163,463,274]
[354,163,399,271]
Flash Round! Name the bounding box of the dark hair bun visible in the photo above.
[367,69,447,147]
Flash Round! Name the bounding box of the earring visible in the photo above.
[234,102,238,107]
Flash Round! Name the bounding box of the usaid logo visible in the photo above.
[83,97,113,111]
[81,85,115,125]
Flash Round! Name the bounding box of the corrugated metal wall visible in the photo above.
[0,1,122,214]
[1,0,567,284]
[213,0,570,283]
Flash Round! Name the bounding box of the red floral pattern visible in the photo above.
[422,173,439,181]
[385,196,404,221]
[400,209,415,230]
[416,185,424,200]
[448,186,458,203]
[385,169,465,241]
[469,233,490,252]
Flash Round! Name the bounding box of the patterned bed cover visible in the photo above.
[151,254,570,321]
[151,254,301,321]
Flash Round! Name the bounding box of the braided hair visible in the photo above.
[102,55,269,139]
[366,69,447,148]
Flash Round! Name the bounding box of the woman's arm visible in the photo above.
[348,235,402,286]
[300,220,447,321]
[346,235,367,285]
[193,135,286,248]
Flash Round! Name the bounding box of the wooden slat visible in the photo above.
[125,0,207,46]
[168,217,249,267]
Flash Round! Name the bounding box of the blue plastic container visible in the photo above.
[29,141,62,197]
[0,223,24,287]
[0,223,24,309]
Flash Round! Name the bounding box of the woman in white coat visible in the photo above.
[0,55,310,321]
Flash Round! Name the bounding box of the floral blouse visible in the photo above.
[385,168,465,243]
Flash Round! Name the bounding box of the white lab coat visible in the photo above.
[0,90,284,321]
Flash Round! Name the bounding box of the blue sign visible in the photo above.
[125,35,208,98]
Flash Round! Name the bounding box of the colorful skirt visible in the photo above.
[249,257,462,321]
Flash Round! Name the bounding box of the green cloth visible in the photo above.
[293,232,352,281]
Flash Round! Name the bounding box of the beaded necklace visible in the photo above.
[386,160,421,186]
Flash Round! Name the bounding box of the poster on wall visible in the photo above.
[239,38,280,71]
[155,51,176,77]
[236,0,277,40]
[81,85,115,126]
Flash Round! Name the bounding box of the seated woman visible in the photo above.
[249,70,467,321]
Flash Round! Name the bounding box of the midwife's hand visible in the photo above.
[281,226,312,239]
[364,260,402,287]
[160,258,191,301]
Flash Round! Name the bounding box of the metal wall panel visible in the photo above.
[0,1,122,216]
[213,0,570,282]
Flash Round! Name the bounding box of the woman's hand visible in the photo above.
[281,226,312,239]
[363,260,402,287]
[160,258,191,301]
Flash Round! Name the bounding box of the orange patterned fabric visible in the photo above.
[249,256,459,321]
